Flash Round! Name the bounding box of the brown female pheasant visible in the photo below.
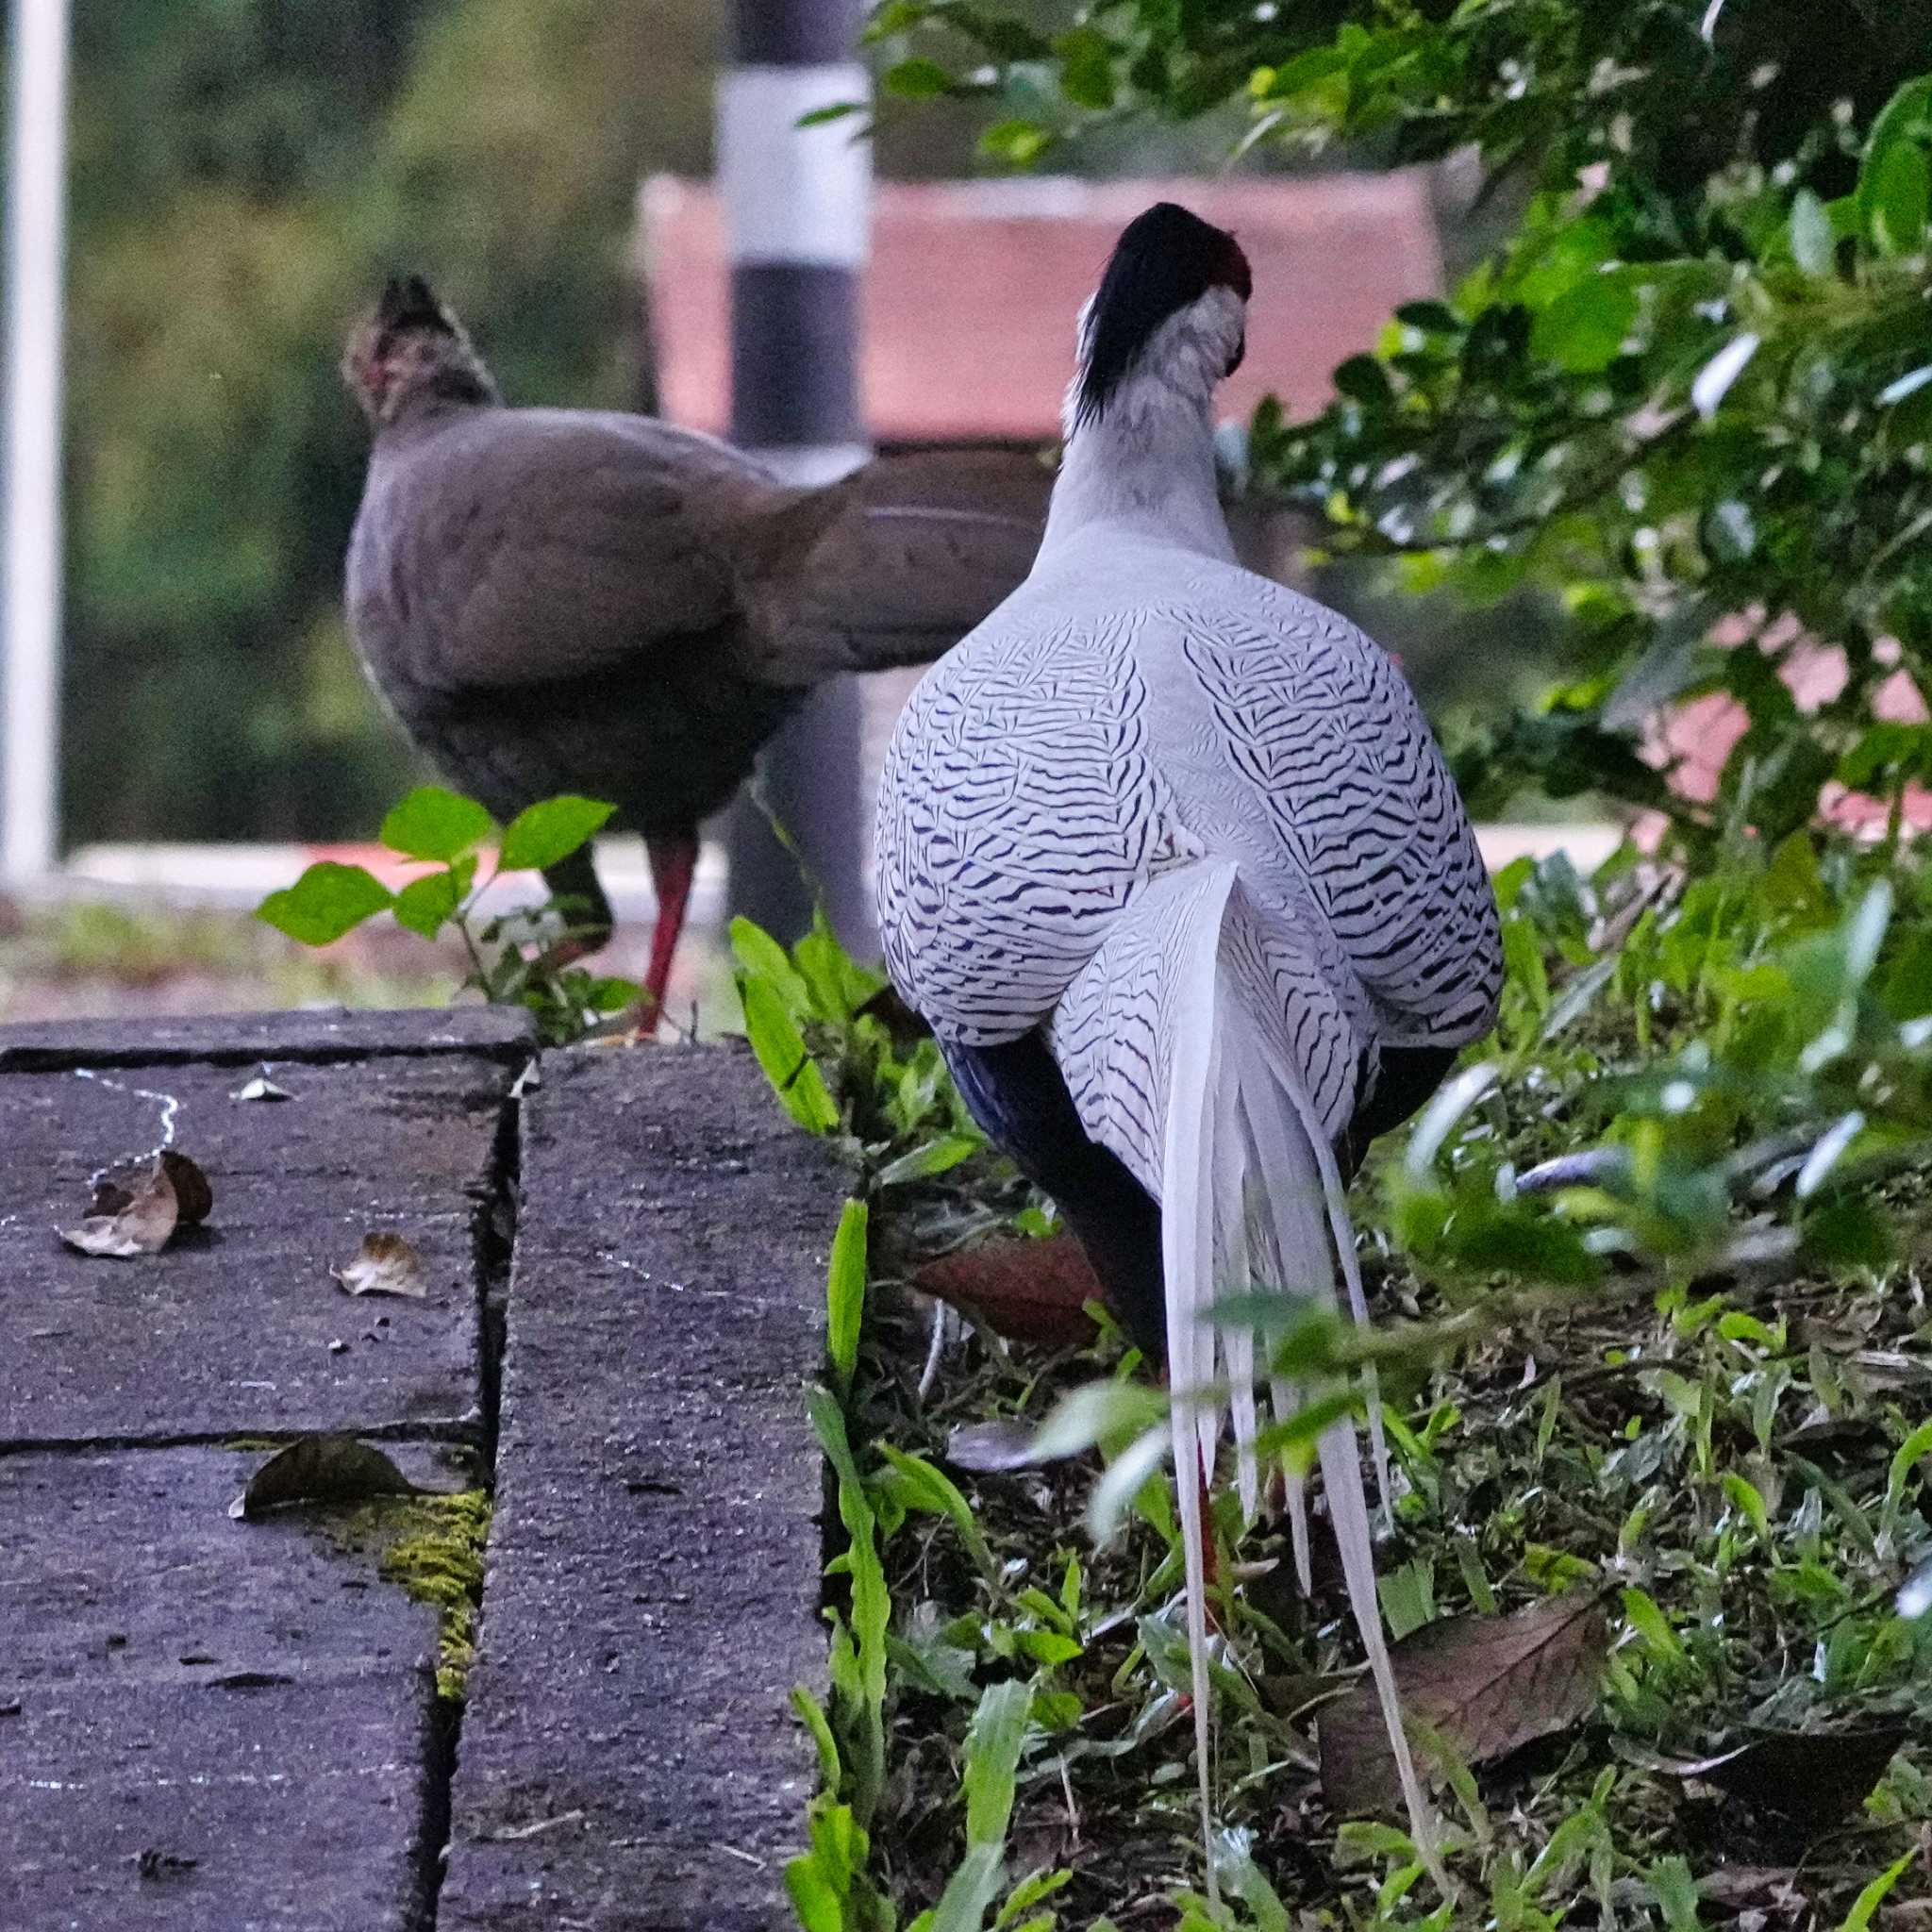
[341,275,1049,1021]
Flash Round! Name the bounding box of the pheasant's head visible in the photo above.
[342,275,499,428]
[1069,204,1251,434]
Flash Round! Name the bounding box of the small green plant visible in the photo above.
[256,784,636,1043]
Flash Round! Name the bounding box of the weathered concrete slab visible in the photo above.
[0,1049,511,1445]
[441,1042,843,1931]
[0,1003,534,1072]
[0,1444,443,1931]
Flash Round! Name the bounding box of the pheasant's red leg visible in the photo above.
[632,832,699,1034]
[1197,1456,1222,1605]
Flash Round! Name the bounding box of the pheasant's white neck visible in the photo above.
[1039,288,1242,566]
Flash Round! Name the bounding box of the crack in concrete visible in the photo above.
[411,1079,523,1932]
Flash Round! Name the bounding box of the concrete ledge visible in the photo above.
[0,1004,536,1073]
[0,1445,445,1931]
[0,1041,515,1447]
[441,1042,844,1931]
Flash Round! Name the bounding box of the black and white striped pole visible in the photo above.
[720,0,874,949]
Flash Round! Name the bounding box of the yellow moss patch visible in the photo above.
[325,1490,491,1702]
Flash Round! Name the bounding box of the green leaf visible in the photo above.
[1031,1381,1169,1459]
[961,1678,1031,1845]
[1332,354,1394,406]
[1886,1415,1932,1517]
[874,1132,981,1187]
[1865,140,1928,256]
[1721,1471,1772,1543]
[1859,77,1932,256]
[943,6,1051,60]
[582,975,639,1013]
[729,916,814,1020]
[1530,274,1638,373]
[791,1684,843,1789]
[391,857,475,941]
[379,786,493,863]
[1836,1850,1914,1932]
[1621,1586,1684,1661]
[1212,1829,1291,1932]
[1088,1422,1173,1545]
[876,1442,995,1577]
[925,1846,1007,1932]
[825,1198,869,1396]
[257,862,394,946]
[784,1854,843,1932]
[1054,26,1116,109]
[497,795,615,873]
[864,0,931,39]
[882,57,956,99]
[795,102,864,127]
[1649,1855,1702,1932]
[737,975,841,1133]
[995,1869,1072,1929]
[977,117,1054,167]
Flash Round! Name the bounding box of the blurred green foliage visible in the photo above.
[867,0,1932,837]
[62,0,714,846]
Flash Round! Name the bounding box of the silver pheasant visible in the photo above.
[874,204,1502,1880]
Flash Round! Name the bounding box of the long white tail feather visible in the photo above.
[1216,1055,1260,1519]
[1285,1466,1313,1592]
[1133,863,1441,1897]
[1239,1009,1397,1529]
[1156,864,1241,1897]
[1236,1003,1443,1884]
[1316,1421,1446,1889]
[1331,1177,1395,1532]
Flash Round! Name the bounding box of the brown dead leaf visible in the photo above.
[92,1150,212,1225]
[1659,1724,1906,1831]
[1318,1591,1609,1816]
[945,1420,1045,1473]
[916,1233,1103,1347]
[1696,1865,1801,1911]
[331,1232,428,1299]
[60,1159,180,1257]
[229,1434,419,1519]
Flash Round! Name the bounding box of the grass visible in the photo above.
[740,839,1932,1931]
[0,895,462,1019]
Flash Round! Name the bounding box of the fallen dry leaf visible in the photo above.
[92,1149,212,1225]
[60,1159,180,1258]
[1318,1591,1609,1816]
[331,1232,428,1300]
[915,1233,1103,1347]
[231,1071,291,1103]
[1659,1724,1906,1831]
[229,1434,419,1519]
[945,1419,1045,1473]
[1696,1865,1802,1911]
